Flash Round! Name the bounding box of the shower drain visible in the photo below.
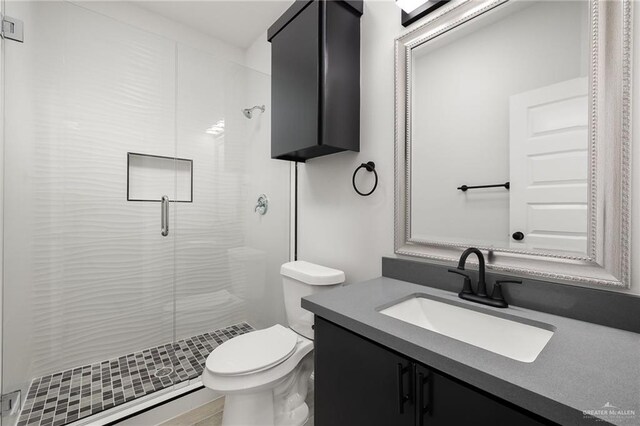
[154,367,174,378]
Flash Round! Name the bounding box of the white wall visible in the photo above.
[75,1,245,64]
[245,31,271,75]
[288,0,399,284]
[248,0,640,294]
[244,0,410,285]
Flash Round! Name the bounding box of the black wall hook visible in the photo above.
[353,161,378,196]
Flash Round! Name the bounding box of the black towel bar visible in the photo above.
[457,182,510,192]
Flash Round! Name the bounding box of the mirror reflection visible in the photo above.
[410,1,590,256]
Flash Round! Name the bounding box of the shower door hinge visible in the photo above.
[1,390,21,416]
[1,15,24,43]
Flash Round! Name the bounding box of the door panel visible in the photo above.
[314,317,414,426]
[270,1,320,158]
[509,77,588,254]
[416,364,549,426]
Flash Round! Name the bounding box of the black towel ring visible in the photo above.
[352,161,378,196]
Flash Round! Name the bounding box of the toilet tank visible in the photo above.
[281,261,345,339]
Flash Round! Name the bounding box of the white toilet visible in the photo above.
[202,261,345,426]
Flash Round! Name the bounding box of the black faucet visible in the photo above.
[448,247,521,308]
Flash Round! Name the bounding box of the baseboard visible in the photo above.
[158,396,225,426]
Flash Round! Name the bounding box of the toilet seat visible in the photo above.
[207,324,298,376]
[203,327,314,394]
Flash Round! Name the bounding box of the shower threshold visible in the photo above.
[17,323,253,426]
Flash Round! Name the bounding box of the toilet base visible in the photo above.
[223,392,276,426]
[220,354,313,426]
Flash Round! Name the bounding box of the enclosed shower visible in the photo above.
[0,1,291,425]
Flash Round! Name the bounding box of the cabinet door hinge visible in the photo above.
[1,15,24,43]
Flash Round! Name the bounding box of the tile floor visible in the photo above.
[17,323,253,426]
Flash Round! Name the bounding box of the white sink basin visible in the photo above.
[380,296,554,363]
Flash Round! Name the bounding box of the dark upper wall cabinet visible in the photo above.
[268,0,363,162]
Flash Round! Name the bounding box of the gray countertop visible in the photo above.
[302,277,640,426]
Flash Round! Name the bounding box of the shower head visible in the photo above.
[242,105,265,119]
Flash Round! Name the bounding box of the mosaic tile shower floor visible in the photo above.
[17,322,254,426]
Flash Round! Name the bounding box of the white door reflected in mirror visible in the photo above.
[509,78,588,255]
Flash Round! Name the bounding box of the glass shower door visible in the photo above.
[1,1,294,425]
[1,1,179,425]
[173,46,291,351]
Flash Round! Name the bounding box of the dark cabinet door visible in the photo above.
[415,364,550,426]
[270,1,320,160]
[268,1,361,161]
[314,317,414,426]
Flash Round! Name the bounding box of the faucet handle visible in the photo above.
[448,269,474,295]
[491,279,522,301]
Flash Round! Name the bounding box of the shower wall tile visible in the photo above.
[3,1,290,417]
[2,0,278,399]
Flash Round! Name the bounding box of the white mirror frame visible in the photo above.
[394,0,633,288]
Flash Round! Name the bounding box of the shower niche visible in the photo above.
[127,152,193,202]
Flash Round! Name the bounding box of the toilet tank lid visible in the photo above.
[281,261,345,285]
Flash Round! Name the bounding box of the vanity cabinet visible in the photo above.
[267,0,362,162]
[314,316,553,426]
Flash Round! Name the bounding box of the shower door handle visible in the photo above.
[161,195,169,237]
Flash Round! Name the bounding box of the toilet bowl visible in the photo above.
[202,261,345,426]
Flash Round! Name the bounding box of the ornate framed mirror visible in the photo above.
[394,0,632,288]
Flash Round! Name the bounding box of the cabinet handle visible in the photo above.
[417,371,432,426]
[396,362,413,414]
